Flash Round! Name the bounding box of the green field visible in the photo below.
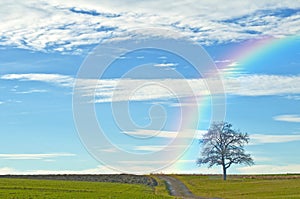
[0,178,172,199]
[2,175,300,198]
[175,174,300,199]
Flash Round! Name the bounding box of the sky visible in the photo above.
[0,0,300,174]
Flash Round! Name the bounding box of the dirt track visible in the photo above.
[157,175,206,199]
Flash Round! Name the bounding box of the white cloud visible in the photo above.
[3,73,300,102]
[1,73,74,87]
[87,78,209,103]
[154,63,178,67]
[132,143,190,153]
[91,75,300,102]
[0,165,118,175]
[250,134,300,145]
[123,129,206,139]
[273,114,300,123]
[123,129,177,139]
[285,95,300,101]
[0,163,298,175]
[0,160,210,174]
[16,89,48,94]
[225,75,300,96]
[215,59,231,63]
[133,145,167,152]
[99,147,119,153]
[237,164,300,174]
[0,1,299,53]
[0,153,76,160]
[227,62,239,67]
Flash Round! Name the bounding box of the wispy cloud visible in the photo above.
[3,73,300,102]
[250,134,300,145]
[225,75,300,96]
[273,114,300,123]
[0,165,117,175]
[154,63,178,67]
[82,78,209,103]
[99,147,119,153]
[16,89,48,94]
[123,129,206,139]
[285,95,300,101]
[90,75,300,102]
[237,164,300,174]
[1,74,74,87]
[133,145,167,152]
[0,1,299,53]
[0,153,76,160]
[215,59,232,64]
[227,62,239,67]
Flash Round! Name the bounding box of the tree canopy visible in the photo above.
[197,121,254,180]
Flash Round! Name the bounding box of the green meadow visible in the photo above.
[0,178,172,199]
[175,174,300,199]
[1,175,300,198]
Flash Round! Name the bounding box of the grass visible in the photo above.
[175,174,300,199]
[3,174,299,198]
[0,178,172,198]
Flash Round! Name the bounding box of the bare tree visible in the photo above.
[197,122,254,180]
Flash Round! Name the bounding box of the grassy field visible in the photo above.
[0,178,173,199]
[175,174,300,199]
[2,174,300,198]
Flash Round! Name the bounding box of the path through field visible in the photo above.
[157,175,206,199]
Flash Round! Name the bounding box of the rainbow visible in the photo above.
[218,35,299,76]
[173,35,299,173]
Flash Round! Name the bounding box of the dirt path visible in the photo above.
[157,175,206,199]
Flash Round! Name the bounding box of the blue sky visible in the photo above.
[0,0,299,174]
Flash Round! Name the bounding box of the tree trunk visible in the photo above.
[222,165,227,181]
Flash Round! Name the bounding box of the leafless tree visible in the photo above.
[197,122,254,180]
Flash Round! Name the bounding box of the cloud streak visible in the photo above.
[16,89,48,94]
[0,165,117,175]
[0,1,299,53]
[237,164,300,174]
[2,73,300,102]
[1,73,74,87]
[250,134,300,145]
[0,153,76,160]
[225,75,300,96]
[83,74,300,102]
[123,129,206,139]
[273,114,300,123]
[154,63,178,67]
